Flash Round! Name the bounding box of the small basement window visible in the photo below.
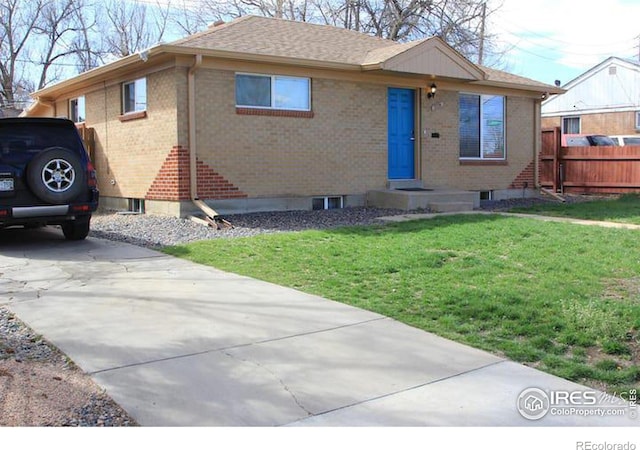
[312,196,343,210]
[479,190,493,201]
[128,198,145,214]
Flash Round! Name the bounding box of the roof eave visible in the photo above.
[361,62,383,71]
[31,49,157,99]
[30,41,566,100]
[471,79,566,95]
[32,44,365,100]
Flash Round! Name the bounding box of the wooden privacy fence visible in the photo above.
[540,127,640,194]
[76,123,95,162]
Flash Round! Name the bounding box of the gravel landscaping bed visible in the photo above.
[478,194,608,211]
[89,198,570,248]
[89,206,412,248]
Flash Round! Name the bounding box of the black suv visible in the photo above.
[0,117,99,240]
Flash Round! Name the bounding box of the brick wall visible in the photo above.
[510,160,535,189]
[86,67,180,200]
[421,90,537,191]
[192,69,388,198]
[196,158,248,199]
[542,111,639,135]
[145,145,248,200]
[71,62,540,209]
[146,146,190,201]
[542,116,561,130]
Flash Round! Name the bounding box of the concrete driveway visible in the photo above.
[0,226,636,426]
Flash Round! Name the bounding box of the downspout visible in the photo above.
[534,97,542,189]
[188,54,203,201]
[186,54,232,228]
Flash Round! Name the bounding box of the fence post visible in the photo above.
[552,127,561,192]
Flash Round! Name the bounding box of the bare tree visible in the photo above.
[33,0,87,89]
[170,0,211,35]
[101,0,169,58]
[70,0,102,72]
[0,0,44,110]
[175,0,504,63]
[176,0,314,28]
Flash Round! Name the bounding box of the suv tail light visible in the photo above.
[87,161,97,187]
[70,203,93,213]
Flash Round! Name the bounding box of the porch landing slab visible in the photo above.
[367,188,479,211]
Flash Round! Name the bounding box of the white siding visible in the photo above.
[542,57,640,116]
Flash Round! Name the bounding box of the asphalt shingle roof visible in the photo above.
[173,15,559,92]
[31,14,560,100]
[174,15,415,66]
[480,66,554,90]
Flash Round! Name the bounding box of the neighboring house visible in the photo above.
[542,57,640,136]
[24,15,562,216]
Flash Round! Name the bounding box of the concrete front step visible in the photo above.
[367,189,479,211]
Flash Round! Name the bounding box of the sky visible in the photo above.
[488,0,640,86]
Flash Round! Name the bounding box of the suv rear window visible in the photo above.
[0,122,84,157]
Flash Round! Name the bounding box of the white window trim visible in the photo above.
[459,92,507,161]
[635,111,640,130]
[69,96,85,123]
[122,78,147,114]
[312,196,343,210]
[235,73,311,111]
[562,116,581,134]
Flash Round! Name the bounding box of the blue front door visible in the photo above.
[388,88,415,179]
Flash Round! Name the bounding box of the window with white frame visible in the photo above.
[312,196,343,210]
[69,96,85,123]
[459,93,505,159]
[636,111,640,130]
[562,116,581,134]
[235,74,310,111]
[122,78,147,114]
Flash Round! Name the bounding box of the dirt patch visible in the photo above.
[1,359,99,426]
[0,307,136,426]
[603,277,640,304]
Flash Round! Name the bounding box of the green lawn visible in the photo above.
[164,214,640,394]
[510,194,640,224]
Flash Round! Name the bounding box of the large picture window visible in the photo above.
[236,74,310,111]
[122,78,147,114]
[459,93,505,159]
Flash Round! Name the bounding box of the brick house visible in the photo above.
[24,15,562,216]
[542,57,640,136]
